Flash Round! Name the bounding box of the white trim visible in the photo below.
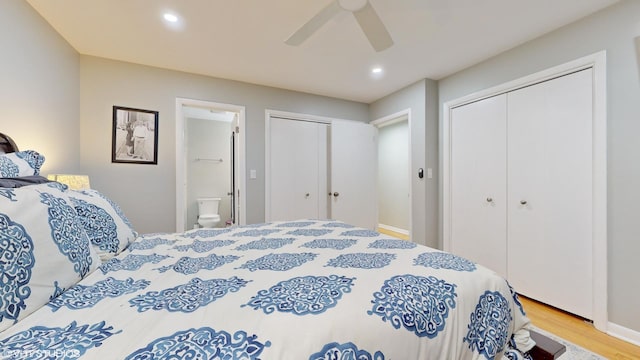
[266,109,335,124]
[591,51,608,332]
[444,53,605,109]
[378,223,410,236]
[264,112,271,221]
[607,322,640,347]
[175,98,246,232]
[371,108,412,240]
[371,111,409,128]
[442,51,607,330]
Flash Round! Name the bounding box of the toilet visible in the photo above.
[197,197,221,228]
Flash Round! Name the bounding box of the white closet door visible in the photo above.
[507,69,593,319]
[329,121,377,229]
[267,118,328,221]
[450,94,508,277]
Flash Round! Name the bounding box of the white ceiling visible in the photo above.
[26,0,618,103]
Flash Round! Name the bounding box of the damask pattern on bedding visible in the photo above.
[0,182,101,333]
[0,220,535,360]
[0,150,45,177]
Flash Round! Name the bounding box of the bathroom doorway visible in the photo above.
[175,98,246,232]
[371,110,411,240]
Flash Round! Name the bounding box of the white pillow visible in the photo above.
[0,182,100,332]
[0,150,45,177]
[68,189,138,261]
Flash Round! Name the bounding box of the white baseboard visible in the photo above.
[378,223,409,235]
[608,322,640,347]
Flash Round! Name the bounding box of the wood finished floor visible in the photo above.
[520,296,640,359]
[376,227,640,359]
[377,227,410,240]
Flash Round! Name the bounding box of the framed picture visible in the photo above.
[112,106,159,164]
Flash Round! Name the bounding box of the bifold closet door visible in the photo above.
[267,118,328,221]
[450,94,508,278]
[507,69,593,319]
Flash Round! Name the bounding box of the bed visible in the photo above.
[1,132,544,359]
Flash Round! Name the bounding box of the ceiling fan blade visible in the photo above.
[285,1,342,46]
[353,1,393,52]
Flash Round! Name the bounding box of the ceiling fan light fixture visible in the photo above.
[285,0,393,52]
[338,0,368,12]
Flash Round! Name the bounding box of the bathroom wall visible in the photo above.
[186,118,232,228]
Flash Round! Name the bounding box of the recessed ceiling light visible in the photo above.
[161,11,185,31]
[163,13,178,23]
[370,66,384,79]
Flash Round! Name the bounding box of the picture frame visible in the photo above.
[112,106,159,164]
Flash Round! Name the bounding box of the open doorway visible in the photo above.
[175,98,246,232]
[372,110,411,240]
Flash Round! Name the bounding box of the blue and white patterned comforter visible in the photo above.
[0,220,535,359]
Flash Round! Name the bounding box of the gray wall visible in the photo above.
[370,79,439,248]
[378,120,409,231]
[79,56,369,234]
[0,0,80,175]
[439,0,640,334]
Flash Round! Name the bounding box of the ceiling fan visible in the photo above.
[285,0,394,52]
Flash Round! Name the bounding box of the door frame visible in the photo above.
[442,51,607,330]
[264,109,333,222]
[175,98,247,231]
[371,109,412,239]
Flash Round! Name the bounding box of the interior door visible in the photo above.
[507,69,593,319]
[329,121,377,229]
[267,117,328,221]
[449,94,508,277]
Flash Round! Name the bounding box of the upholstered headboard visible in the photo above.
[0,132,19,153]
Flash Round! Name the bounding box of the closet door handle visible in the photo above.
[333,192,340,197]
[520,200,527,205]
[486,197,493,203]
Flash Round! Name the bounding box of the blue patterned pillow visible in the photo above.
[0,183,100,332]
[68,189,138,261]
[0,150,45,177]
